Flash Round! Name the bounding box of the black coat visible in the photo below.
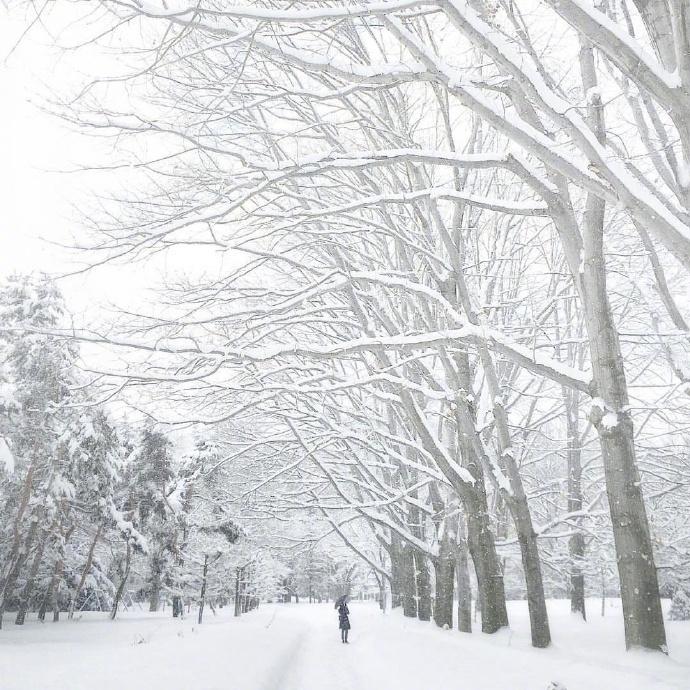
[337,603,351,630]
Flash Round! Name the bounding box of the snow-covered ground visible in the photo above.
[1,599,688,690]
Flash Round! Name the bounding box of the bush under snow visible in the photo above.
[669,589,690,621]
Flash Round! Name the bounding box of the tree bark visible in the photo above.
[234,567,242,617]
[565,388,586,620]
[453,353,509,634]
[414,550,432,622]
[508,498,551,648]
[198,555,208,624]
[432,533,455,628]
[632,0,679,70]
[110,542,132,620]
[456,521,472,633]
[15,524,52,626]
[149,553,164,612]
[0,464,37,629]
[401,544,417,618]
[389,534,403,608]
[69,522,103,620]
[38,523,74,623]
[464,488,508,634]
[577,36,667,652]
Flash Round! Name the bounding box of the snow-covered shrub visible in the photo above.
[669,589,690,621]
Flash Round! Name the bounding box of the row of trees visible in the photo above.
[0,276,304,625]
[5,0,690,652]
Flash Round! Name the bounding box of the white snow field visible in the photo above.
[1,599,689,690]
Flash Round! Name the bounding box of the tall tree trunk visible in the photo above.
[507,498,551,648]
[149,553,164,612]
[389,534,403,608]
[0,523,38,628]
[234,567,242,617]
[565,388,586,620]
[473,337,551,647]
[38,523,74,623]
[198,555,208,624]
[432,533,455,628]
[172,523,189,618]
[15,524,52,626]
[454,354,508,634]
[401,544,417,618]
[0,464,37,629]
[578,37,666,652]
[69,522,102,620]
[456,521,472,633]
[632,0,679,70]
[50,558,67,623]
[464,489,508,633]
[415,550,432,622]
[39,557,64,622]
[110,542,132,621]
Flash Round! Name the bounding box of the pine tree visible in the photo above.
[0,274,78,627]
[127,426,175,612]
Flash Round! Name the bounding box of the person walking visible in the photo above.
[335,596,351,643]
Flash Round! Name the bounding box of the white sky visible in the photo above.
[0,8,161,321]
[1,18,72,273]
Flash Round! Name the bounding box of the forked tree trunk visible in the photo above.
[0,465,37,629]
[577,38,666,652]
[454,354,508,634]
[464,485,508,634]
[16,524,53,626]
[38,523,74,623]
[38,561,60,622]
[631,0,680,70]
[474,342,551,647]
[69,522,102,620]
[110,542,132,620]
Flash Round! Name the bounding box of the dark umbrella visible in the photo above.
[334,594,348,609]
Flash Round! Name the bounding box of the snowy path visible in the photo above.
[1,600,689,690]
[262,606,363,690]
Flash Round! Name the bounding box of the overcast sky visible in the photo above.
[1,15,72,271]
[1,8,162,323]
